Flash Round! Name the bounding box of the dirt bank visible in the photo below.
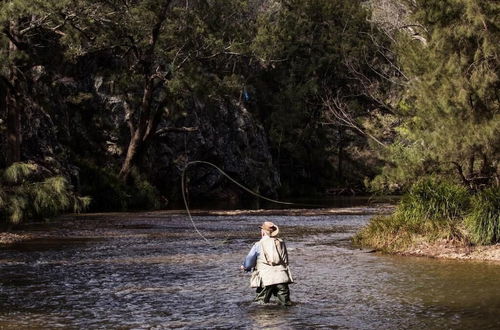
[396,238,500,262]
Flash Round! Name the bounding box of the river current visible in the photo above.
[1,209,499,329]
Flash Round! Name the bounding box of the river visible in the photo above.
[1,208,499,329]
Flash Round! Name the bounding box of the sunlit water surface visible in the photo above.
[1,211,499,329]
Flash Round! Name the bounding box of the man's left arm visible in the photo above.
[241,243,259,271]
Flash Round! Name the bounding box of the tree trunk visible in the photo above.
[5,23,21,166]
[119,129,143,182]
[0,77,7,166]
[5,87,21,166]
[452,161,470,189]
[480,153,490,177]
[118,88,165,182]
[467,154,475,179]
[117,2,172,182]
[337,127,344,180]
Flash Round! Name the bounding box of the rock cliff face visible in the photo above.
[1,83,279,205]
[148,99,280,202]
[1,48,280,207]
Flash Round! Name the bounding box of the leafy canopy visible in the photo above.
[373,0,500,191]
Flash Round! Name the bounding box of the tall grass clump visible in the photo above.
[0,162,91,224]
[396,177,470,227]
[352,215,415,251]
[354,177,470,251]
[465,187,500,245]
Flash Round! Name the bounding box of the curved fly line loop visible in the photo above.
[181,160,297,244]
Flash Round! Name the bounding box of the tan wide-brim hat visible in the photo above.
[260,221,279,237]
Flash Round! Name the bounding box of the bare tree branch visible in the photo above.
[155,126,199,136]
[322,92,387,147]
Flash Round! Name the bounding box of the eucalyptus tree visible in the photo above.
[54,0,254,182]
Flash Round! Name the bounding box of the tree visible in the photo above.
[373,0,500,191]
[0,0,67,166]
[57,0,254,182]
[250,0,393,193]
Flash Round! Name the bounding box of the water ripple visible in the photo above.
[0,213,499,329]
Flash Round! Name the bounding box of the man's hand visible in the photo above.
[240,265,245,271]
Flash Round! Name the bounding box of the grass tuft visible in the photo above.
[396,177,469,223]
[465,187,500,245]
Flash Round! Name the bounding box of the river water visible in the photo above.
[1,209,499,329]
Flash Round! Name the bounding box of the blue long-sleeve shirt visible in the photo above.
[242,242,260,271]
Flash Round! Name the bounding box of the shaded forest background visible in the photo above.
[0,0,498,220]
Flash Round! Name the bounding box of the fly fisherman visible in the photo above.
[240,221,293,305]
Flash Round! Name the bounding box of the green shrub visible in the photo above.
[77,160,162,211]
[353,215,414,252]
[126,168,162,210]
[0,162,91,223]
[465,187,500,245]
[77,160,129,211]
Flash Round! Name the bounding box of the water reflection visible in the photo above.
[0,212,499,329]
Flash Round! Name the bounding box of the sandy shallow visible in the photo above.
[400,238,500,262]
[0,205,394,245]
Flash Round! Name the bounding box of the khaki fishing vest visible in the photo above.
[254,236,293,287]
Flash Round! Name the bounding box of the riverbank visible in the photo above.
[4,230,498,262]
[354,216,500,263]
[354,180,500,263]
[388,237,500,262]
[2,205,498,264]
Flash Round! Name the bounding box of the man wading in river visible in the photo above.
[241,221,293,305]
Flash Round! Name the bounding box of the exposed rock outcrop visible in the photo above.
[1,46,280,207]
[149,99,280,201]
